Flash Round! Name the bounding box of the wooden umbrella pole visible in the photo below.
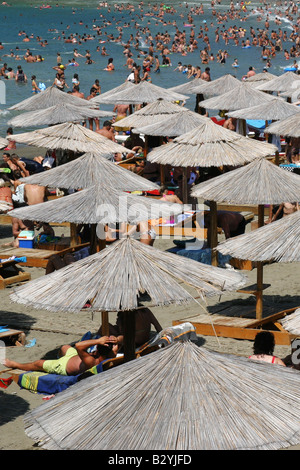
[70,223,78,247]
[182,167,188,204]
[123,310,136,363]
[101,311,109,336]
[144,135,148,158]
[210,201,218,267]
[256,204,265,320]
[90,224,106,254]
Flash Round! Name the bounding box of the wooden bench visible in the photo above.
[0,258,31,289]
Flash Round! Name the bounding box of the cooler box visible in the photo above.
[18,230,35,249]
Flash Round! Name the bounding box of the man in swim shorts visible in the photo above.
[3,336,119,376]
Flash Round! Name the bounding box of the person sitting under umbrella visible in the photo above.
[248,331,286,366]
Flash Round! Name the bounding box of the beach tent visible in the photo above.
[7,122,130,157]
[18,151,158,192]
[191,157,300,318]
[8,85,98,111]
[7,102,115,128]
[21,340,300,450]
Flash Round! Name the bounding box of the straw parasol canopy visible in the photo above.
[8,122,130,156]
[266,112,300,137]
[7,102,115,128]
[89,80,135,105]
[217,209,300,263]
[132,109,207,137]
[8,85,98,111]
[199,81,276,112]
[167,77,205,94]
[0,136,8,149]
[227,97,300,122]
[256,71,300,92]
[146,119,277,167]
[95,80,189,105]
[111,98,188,130]
[10,237,247,313]
[182,73,241,98]
[8,182,183,226]
[243,71,277,86]
[22,340,300,450]
[18,152,159,191]
[191,157,300,205]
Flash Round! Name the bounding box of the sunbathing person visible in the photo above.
[2,336,119,376]
[248,331,286,366]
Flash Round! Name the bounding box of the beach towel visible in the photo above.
[17,361,106,395]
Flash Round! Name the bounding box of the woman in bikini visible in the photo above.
[249,331,286,366]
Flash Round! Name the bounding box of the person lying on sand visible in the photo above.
[2,336,119,376]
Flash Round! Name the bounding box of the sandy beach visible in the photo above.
[0,208,299,450]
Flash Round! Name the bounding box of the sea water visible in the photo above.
[0,0,297,135]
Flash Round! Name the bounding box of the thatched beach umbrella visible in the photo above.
[183,73,241,98]
[0,136,8,148]
[191,158,300,318]
[111,98,189,130]
[199,81,276,112]
[95,80,189,105]
[10,237,246,361]
[8,122,129,156]
[243,71,277,85]
[266,112,300,138]
[8,182,182,227]
[11,237,246,313]
[22,340,300,450]
[147,118,277,168]
[256,71,300,93]
[8,85,97,111]
[89,80,135,105]
[228,97,300,122]
[132,109,207,137]
[18,152,158,191]
[168,77,205,94]
[217,209,300,263]
[7,102,115,128]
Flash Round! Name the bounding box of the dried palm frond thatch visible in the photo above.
[0,136,8,148]
[168,77,205,94]
[89,80,135,105]
[256,71,300,92]
[8,85,98,111]
[244,71,277,84]
[199,81,276,111]
[132,109,207,137]
[147,119,277,167]
[279,308,300,335]
[19,152,158,191]
[8,122,130,156]
[217,209,300,263]
[10,237,247,313]
[7,102,115,128]
[186,73,241,98]
[266,112,300,137]
[95,80,189,105]
[228,97,300,121]
[9,183,183,226]
[23,341,300,450]
[191,157,300,205]
[111,98,188,129]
